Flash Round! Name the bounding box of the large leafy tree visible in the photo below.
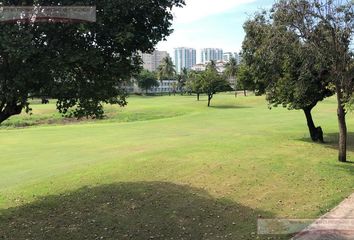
[0,0,184,123]
[201,66,232,107]
[242,12,334,143]
[272,0,353,161]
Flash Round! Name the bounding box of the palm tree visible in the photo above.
[157,56,176,82]
[224,57,238,97]
[177,67,188,94]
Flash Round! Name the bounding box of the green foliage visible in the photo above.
[0,0,185,123]
[270,0,353,160]
[237,63,255,93]
[200,68,232,106]
[136,70,159,94]
[176,67,188,92]
[271,0,353,105]
[157,56,176,80]
[241,11,334,110]
[224,57,238,79]
[185,71,202,95]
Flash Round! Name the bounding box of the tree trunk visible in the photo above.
[235,79,238,98]
[197,93,200,101]
[336,91,347,162]
[207,94,212,107]
[243,89,247,96]
[0,103,23,124]
[303,107,324,143]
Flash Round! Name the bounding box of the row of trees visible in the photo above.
[241,0,353,162]
[137,59,233,107]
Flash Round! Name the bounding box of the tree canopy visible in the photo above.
[200,68,232,107]
[241,8,335,142]
[157,56,176,81]
[185,71,202,101]
[270,0,353,161]
[0,0,185,123]
[136,70,159,94]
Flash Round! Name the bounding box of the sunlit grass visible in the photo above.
[0,94,353,239]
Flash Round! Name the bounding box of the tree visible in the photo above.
[0,0,184,123]
[185,71,202,100]
[157,56,176,81]
[237,63,256,97]
[177,67,188,94]
[171,82,178,95]
[206,60,218,72]
[136,70,159,94]
[200,68,232,107]
[241,11,334,143]
[224,57,238,96]
[272,0,354,161]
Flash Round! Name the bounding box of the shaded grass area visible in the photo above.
[0,94,354,239]
[0,182,282,240]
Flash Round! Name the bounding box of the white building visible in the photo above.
[141,50,169,72]
[191,63,206,72]
[173,47,197,74]
[223,52,242,64]
[191,61,226,73]
[125,79,180,94]
[200,48,223,64]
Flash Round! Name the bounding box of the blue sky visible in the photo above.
[156,0,275,61]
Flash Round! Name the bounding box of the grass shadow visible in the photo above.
[0,182,286,240]
[209,105,253,109]
[297,132,354,153]
[322,132,354,153]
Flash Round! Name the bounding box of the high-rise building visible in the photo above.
[173,47,197,73]
[200,48,223,64]
[141,50,169,72]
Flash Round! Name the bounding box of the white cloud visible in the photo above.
[173,0,256,24]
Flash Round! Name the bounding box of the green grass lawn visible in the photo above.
[0,94,354,239]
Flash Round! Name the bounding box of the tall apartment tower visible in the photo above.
[173,47,197,73]
[141,50,169,72]
[200,48,224,64]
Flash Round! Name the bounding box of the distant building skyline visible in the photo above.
[200,48,224,64]
[156,0,275,56]
[143,47,242,73]
[173,47,197,73]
